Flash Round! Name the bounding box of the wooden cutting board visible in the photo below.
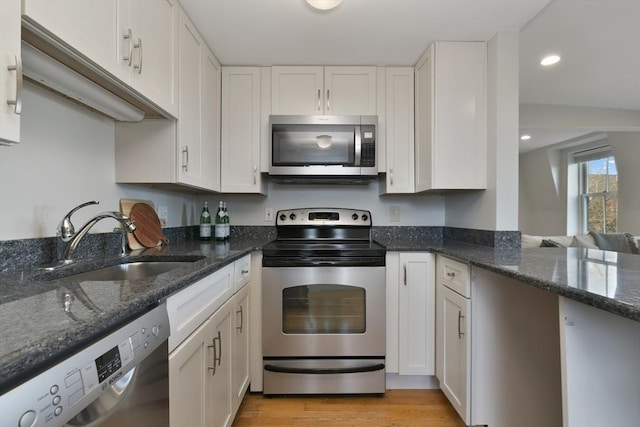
[130,203,170,248]
[119,198,168,250]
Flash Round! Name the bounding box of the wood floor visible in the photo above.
[232,389,465,427]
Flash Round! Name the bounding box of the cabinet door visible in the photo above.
[211,300,234,427]
[324,67,376,115]
[129,0,178,116]
[177,8,220,191]
[232,285,250,414]
[414,47,434,192]
[437,284,470,423]
[382,68,415,194]
[398,252,435,375]
[22,0,126,81]
[169,318,212,427]
[271,66,323,115]
[415,42,487,190]
[221,67,265,193]
[0,0,21,144]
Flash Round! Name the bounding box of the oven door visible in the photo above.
[262,266,385,358]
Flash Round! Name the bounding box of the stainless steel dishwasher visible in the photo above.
[0,304,170,427]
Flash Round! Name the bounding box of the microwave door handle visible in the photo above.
[354,126,362,166]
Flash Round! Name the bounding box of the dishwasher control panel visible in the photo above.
[0,304,169,427]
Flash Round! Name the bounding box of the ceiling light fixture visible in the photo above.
[540,55,561,66]
[520,134,532,141]
[306,0,343,11]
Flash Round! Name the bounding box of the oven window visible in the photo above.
[282,285,365,334]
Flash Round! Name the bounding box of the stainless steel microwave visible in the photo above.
[269,115,377,178]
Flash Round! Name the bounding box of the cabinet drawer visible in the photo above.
[437,256,470,298]
[234,254,251,292]
[167,263,233,352]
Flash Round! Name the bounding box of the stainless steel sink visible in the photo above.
[62,261,196,281]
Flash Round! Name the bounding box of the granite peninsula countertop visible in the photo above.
[1,234,639,394]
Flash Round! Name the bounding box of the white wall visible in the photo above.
[0,83,197,240]
[445,31,520,231]
[519,131,640,236]
[199,180,445,227]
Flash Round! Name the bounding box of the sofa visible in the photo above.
[522,232,640,254]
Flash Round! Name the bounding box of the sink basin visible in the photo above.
[63,261,197,281]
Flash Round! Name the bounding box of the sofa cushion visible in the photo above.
[570,234,598,249]
[589,231,640,254]
[540,239,561,247]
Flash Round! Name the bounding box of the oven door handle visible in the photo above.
[264,363,385,375]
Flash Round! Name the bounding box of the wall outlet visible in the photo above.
[265,208,274,222]
[390,206,400,222]
[157,205,168,226]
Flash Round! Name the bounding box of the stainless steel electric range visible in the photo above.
[261,208,386,395]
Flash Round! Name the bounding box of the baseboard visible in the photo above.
[386,374,439,389]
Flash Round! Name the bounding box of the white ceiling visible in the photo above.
[180,0,640,153]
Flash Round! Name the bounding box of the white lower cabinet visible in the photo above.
[169,298,233,427]
[386,252,435,376]
[435,255,471,424]
[167,254,251,427]
[231,284,250,414]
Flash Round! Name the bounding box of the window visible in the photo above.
[576,149,618,233]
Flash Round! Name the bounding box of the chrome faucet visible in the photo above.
[58,201,136,263]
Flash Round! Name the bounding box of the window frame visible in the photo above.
[573,146,617,234]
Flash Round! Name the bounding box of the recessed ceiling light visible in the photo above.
[520,134,532,141]
[540,55,561,66]
[306,0,343,10]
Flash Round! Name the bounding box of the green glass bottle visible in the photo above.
[215,201,225,241]
[199,201,211,241]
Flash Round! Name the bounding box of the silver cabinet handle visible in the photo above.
[123,29,133,66]
[214,330,222,367]
[182,146,189,171]
[241,269,249,275]
[133,38,143,74]
[6,55,23,115]
[458,311,465,339]
[253,166,257,185]
[317,89,321,111]
[403,264,407,286]
[390,168,394,186]
[207,337,217,376]
[236,306,244,332]
[326,89,330,111]
[447,271,456,278]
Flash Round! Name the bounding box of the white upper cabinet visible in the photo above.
[415,42,487,191]
[221,67,267,194]
[115,6,221,193]
[176,8,221,191]
[380,67,415,194]
[22,0,179,117]
[271,66,376,115]
[125,0,178,117]
[0,0,21,145]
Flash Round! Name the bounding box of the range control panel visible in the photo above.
[276,208,372,227]
[0,304,169,427]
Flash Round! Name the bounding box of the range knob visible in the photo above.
[352,213,359,220]
[279,214,287,221]
[289,213,297,220]
[362,214,369,221]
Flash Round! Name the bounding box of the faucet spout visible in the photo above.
[61,211,136,262]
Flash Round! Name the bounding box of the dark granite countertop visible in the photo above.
[0,236,269,394]
[1,231,639,395]
[379,237,640,323]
